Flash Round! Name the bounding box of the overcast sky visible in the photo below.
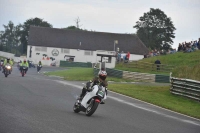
[0,0,200,49]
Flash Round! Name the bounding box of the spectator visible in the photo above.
[155,59,161,70]
[183,44,187,52]
[127,52,130,59]
[198,38,200,50]
[117,52,121,62]
[120,51,125,62]
[178,43,183,51]
[192,41,198,51]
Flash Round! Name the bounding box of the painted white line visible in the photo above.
[54,80,200,126]
[32,76,200,126]
[109,96,200,126]
[110,90,200,122]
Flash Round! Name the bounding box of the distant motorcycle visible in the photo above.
[37,64,42,73]
[51,62,56,66]
[4,64,11,77]
[21,66,27,77]
[17,62,21,70]
[0,61,3,71]
[73,85,107,116]
[29,61,35,68]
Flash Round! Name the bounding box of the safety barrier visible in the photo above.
[60,61,92,68]
[122,61,174,73]
[170,77,200,101]
[94,68,170,83]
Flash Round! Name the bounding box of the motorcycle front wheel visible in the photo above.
[73,102,80,113]
[22,71,25,77]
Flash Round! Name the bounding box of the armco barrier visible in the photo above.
[60,61,92,68]
[123,71,156,82]
[170,77,200,101]
[155,74,170,83]
[93,68,170,83]
[106,68,123,78]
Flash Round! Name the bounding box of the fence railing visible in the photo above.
[122,61,174,73]
[170,77,200,101]
[94,68,170,83]
[60,61,92,68]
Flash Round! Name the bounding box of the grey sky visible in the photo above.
[0,0,200,49]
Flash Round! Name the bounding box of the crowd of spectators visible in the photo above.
[177,38,200,52]
[116,51,130,63]
[145,38,200,58]
[147,48,176,57]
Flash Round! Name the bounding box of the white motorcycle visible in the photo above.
[73,85,107,116]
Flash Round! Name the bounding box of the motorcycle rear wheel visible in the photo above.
[85,100,99,116]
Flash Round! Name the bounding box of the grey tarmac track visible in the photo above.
[0,66,200,133]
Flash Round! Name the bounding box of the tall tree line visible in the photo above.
[0,17,52,55]
[0,17,85,55]
[0,10,176,55]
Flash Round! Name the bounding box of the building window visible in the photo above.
[61,48,70,54]
[35,46,47,52]
[84,50,93,56]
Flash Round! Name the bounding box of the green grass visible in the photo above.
[115,64,170,75]
[46,68,94,81]
[46,68,133,82]
[116,50,200,80]
[140,50,200,67]
[109,84,200,119]
[0,56,5,59]
[46,67,200,119]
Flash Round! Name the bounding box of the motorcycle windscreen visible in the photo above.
[81,85,99,108]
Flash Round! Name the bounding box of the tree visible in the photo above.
[0,21,22,53]
[20,17,53,54]
[133,8,176,50]
[74,17,82,29]
[63,26,81,30]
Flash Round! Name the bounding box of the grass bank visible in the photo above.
[46,68,133,82]
[46,67,200,119]
[116,50,200,80]
[109,84,200,119]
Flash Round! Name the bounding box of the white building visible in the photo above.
[27,26,149,68]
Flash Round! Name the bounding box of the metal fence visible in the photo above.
[94,68,170,83]
[170,77,200,101]
[60,61,92,68]
[122,61,174,73]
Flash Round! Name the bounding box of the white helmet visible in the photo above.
[98,70,107,80]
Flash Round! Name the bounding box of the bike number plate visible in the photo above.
[97,90,105,98]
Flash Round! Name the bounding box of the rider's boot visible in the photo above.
[100,100,105,104]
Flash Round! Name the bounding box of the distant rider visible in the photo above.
[37,61,42,73]
[78,68,108,103]
[0,58,4,71]
[2,58,13,73]
[20,59,29,74]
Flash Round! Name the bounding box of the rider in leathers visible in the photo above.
[78,68,108,103]
[20,59,29,74]
[2,58,13,73]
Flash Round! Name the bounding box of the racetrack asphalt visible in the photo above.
[0,66,200,133]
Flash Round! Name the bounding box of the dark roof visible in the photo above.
[97,54,115,57]
[28,26,149,55]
